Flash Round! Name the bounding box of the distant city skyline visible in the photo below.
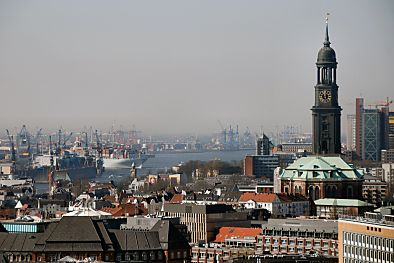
[0,1,393,136]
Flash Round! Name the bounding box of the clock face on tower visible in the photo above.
[319,90,332,103]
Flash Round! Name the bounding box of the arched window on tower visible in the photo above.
[315,186,320,200]
[326,185,332,198]
[347,186,354,198]
[308,186,315,200]
[332,185,337,197]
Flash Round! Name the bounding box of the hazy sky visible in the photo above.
[0,1,393,136]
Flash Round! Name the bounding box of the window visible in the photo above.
[150,252,156,261]
[158,251,163,260]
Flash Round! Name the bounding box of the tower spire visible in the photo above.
[324,13,331,47]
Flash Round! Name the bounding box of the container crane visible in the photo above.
[35,128,43,155]
[62,132,73,149]
[95,130,104,175]
[6,129,17,175]
[95,130,103,158]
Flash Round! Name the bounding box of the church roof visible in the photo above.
[280,156,364,181]
[317,19,337,64]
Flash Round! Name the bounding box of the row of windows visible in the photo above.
[366,226,382,232]
[262,238,334,247]
[344,232,393,249]
[343,246,394,262]
[7,254,32,262]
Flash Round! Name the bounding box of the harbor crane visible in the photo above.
[62,132,73,149]
[95,130,103,158]
[17,125,31,155]
[35,128,43,154]
[6,129,17,175]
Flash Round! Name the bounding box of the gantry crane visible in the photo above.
[5,129,17,175]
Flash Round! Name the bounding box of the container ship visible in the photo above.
[102,144,154,168]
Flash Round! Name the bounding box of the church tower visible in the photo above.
[312,18,342,155]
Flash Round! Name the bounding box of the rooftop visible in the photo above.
[280,156,364,181]
[314,198,373,207]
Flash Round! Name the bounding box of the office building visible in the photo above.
[346,114,356,151]
[355,98,364,159]
[244,155,279,179]
[388,111,394,150]
[256,218,338,256]
[157,204,249,243]
[338,211,394,263]
[354,98,391,161]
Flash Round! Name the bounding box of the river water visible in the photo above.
[35,149,254,193]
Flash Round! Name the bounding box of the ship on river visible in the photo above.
[26,151,99,183]
[102,144,154,168]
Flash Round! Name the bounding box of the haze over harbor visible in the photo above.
[0,1,393,135]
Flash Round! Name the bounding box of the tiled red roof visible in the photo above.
[100,203,148,217]
[239,193,277,203]
[170,194,184,203]
[214,227,262,243]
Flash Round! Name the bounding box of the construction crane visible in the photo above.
[35,128,43,155]
[95,130,103,158]
[367,97,393,109]
[6,129,17,175]
[217,120,227,144]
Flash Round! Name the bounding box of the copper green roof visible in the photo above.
[280,156,364,181]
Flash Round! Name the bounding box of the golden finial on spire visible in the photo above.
[326,13,330,24]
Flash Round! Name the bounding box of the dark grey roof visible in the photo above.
[44,242,103,252]
[46,217,101,242]
[317,23,336,64]
[151,220,190,250]
[35,217,113,252]
[110,230,162,251]
[219,192,242,202]
[95,221,114,250]
[0,232,41,252]
[163,203,234,214]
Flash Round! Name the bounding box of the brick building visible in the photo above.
[256,218,338,257]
